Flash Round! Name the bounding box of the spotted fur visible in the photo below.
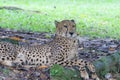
[0,20,100,80]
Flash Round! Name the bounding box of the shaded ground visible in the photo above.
[0,28,120,80]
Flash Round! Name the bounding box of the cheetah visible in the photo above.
[0,20,100,80]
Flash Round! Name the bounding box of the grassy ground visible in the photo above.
[0,0,120,39]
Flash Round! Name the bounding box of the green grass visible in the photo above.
[0,0,120,39]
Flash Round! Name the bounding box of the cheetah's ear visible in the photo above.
[55,20,59,27]
[71,19,75,23]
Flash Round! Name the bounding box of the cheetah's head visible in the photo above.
[55,20,77,38]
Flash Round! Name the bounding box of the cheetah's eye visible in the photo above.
[64,25,67,28]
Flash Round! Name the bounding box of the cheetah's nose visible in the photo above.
[69,32,74,36]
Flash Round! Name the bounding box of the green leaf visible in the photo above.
[50,64,64,76]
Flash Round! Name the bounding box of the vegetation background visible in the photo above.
[0,0,120,80]
[0,0,120,39]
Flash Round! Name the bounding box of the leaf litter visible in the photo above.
[0,28,120,80]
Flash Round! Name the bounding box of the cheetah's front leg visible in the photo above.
[85,61,100,80]
[67,59,89,80]
[60,59,100,80]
